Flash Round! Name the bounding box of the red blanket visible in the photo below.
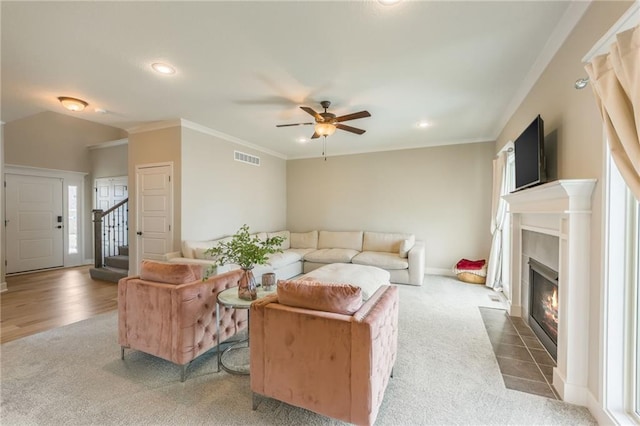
[456,258,486,270]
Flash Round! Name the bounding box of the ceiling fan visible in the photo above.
[276,101,371,139]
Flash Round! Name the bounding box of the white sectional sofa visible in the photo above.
[165,230,425,286]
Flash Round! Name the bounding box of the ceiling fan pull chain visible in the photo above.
[323,136,327,161]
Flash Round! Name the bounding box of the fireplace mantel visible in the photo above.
[503,178,596,406]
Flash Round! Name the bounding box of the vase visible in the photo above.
[238,268,258,301]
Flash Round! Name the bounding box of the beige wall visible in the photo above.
[4,111,126,173]
[495,0,634,403]
[90,143,128,179]
[181,128,287,240]
[4,111,127,262]
[287,142,495,272]
[127,126,182,273]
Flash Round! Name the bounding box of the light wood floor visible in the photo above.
[1,266,118,344]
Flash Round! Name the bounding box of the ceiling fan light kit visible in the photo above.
[315,122,336,136]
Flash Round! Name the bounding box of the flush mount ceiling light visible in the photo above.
[58,96,88,112]
[314,122,337,137]
[417,120,430,128]
[151,62,176,75]
[378,0,401,5]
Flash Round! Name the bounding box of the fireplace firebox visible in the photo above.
[528,258,558,360]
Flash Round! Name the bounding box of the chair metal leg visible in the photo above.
[390,367,394,378]
[252,392,260,410]
[121,346,125,360]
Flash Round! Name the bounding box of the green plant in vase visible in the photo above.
[204,224,284,300]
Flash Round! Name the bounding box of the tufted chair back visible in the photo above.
[118,264,246,381]
[250,284,399,426]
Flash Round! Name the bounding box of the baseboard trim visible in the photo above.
[0,281,7,292]
[426,268,455,276]
[587,390,615,425]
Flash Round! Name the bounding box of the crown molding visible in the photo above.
[287,137,495,160]
[87,138,128,150]
[180,119,287,160]
[126,119,182,134]
[493,0,591,139]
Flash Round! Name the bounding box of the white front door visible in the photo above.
[136,164,173,266]
[5,174,64,273]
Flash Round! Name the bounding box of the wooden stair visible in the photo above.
[90,245,129,283]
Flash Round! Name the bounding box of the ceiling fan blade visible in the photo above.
[335,110,371,123]
[300,106,323,121]
[311,131,321,139]
[336,123,366,135]
[276,122,314,127]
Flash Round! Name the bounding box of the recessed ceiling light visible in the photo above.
[94,108,107,114]
[296,137,307,144]
[378,0,401,5]
[417,120,430,128]
[58,96,88,112]
[151,62,176,75]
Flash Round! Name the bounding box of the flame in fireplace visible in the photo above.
[542,288,559,340]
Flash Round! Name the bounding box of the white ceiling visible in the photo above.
[1,1,585,159]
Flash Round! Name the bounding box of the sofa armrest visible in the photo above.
[351,286,399,426]
[407,240,425,285]
[163,251,182,261]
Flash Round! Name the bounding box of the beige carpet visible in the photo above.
[0,275,596,425]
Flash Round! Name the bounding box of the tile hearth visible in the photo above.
[479,307,558,400]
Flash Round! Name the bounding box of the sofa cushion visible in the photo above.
[304,248,360,264]
[139,260,203,284]
[352,251,409,270]
[362,231,414,253]
[399,235,416,258]
[267,230,290,250]
[318,230,363,251]
[277,279,363,315]
[290,230,318,249]
[266,250,302,269]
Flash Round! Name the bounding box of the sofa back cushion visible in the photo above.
[363,232,414,254]
[290,230,318,249]
[318,231,363,251]
[267,230,290,250]
[277,279,363,315]
[139,260,203,284]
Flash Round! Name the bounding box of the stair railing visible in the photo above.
[93,198,129,268]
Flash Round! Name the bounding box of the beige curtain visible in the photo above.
[585,24,640,200]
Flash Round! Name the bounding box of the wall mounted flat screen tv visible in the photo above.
[514,115,546,191]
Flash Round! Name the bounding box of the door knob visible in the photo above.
[56,225,62,229]
[137,231,143,235]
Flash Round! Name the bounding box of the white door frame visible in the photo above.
[4,164,87,271]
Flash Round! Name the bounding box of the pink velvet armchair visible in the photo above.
[250,282,399,426]
[118,261,247,381]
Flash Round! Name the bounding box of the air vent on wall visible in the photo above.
[234,150,260,166]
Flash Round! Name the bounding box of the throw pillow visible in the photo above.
[399,235,416,258]
[277,279,363,315]
[139,260,203,284]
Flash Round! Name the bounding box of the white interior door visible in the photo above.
[5,174,64,273]
[136,164,172,264]
[95,176,128,210]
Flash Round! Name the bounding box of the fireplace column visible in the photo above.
[503,179,596,406]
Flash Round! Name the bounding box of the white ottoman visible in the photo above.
[296,263,390,300]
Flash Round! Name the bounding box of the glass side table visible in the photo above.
[216,286,276,375]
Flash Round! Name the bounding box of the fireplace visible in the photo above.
[528,258,558,360]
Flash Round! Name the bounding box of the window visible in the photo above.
[68,185,78,254]
[604,146,640,423]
